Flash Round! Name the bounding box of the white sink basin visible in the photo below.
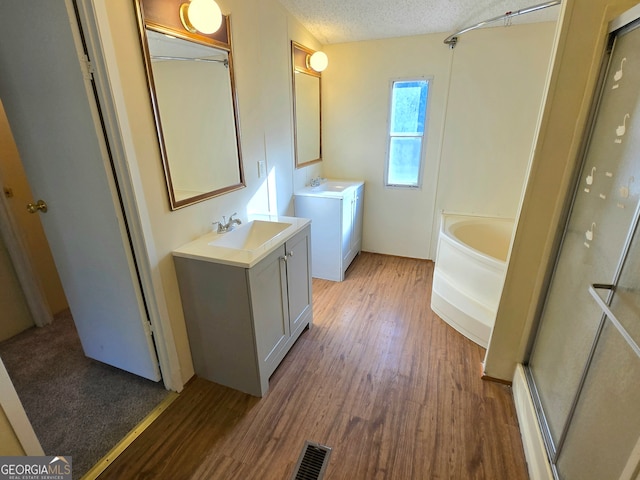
[208,220,291,251]
[312,182,348,192]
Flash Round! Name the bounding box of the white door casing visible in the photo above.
[0,357,43,456]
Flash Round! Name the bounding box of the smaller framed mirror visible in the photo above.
[134,0,245,210]
[291,41,322,168]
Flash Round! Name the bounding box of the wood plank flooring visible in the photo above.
[98,253,528,479]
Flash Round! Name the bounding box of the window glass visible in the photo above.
[386,79,429,188]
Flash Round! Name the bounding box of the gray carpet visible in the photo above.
[0,310,170,478]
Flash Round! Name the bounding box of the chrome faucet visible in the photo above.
[213,212,242,233]
[310,177,325,187]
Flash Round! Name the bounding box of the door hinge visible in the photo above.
[81,54,94,81]
[145,320,154,336]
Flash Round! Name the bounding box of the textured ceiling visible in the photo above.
[277,0,560,44]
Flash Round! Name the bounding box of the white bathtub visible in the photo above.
[431,214,514,347]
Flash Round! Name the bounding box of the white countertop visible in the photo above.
[172,215,310,268]
[294,179,364,198]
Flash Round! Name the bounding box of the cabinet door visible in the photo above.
[285,228,312,333]
[341,192,353,263]
[249,246,289,370]
[351,185,364,253]
[295,195,342,281]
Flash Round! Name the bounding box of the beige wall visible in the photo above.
[96,0,323,384]
[484,0,640,381]
[321,34,450,258]
[0,101,68,317]
[322,23,556,259]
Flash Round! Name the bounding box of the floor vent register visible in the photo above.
[290,441,332,480]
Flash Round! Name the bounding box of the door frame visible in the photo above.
[0,357,43,455]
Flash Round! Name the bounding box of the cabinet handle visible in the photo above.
[280,251,294,262]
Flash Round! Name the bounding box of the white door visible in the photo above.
[0,1,160,381]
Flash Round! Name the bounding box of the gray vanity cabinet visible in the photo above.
[174,225,312,397]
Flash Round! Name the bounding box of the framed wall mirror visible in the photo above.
[291,41,322,168]
[134,0,245,210]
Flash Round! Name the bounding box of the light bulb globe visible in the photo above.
[188,0,222,34]
[309,51,328,72]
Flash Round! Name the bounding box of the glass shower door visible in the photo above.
[526,16,640,472]
[556,224,640,479]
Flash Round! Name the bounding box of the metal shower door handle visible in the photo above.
[589,284,640,358]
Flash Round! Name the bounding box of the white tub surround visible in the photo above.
[431,214,514,347]
[172,215,310,268]
[294,180,364,281]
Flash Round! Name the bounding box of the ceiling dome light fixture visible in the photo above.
[307,51,328,73]
[180,0,222,35]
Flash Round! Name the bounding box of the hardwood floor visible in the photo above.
[98,253,528,479]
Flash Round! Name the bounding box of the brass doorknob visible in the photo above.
[26,200,48,214]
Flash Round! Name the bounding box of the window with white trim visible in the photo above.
[385,79,430,188]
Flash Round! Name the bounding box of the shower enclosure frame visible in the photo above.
[523,6,640,479]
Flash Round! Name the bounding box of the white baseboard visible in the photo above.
[512,364,554,480]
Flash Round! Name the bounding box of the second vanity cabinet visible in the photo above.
[173,221,312,397]
[294,180,364,281]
